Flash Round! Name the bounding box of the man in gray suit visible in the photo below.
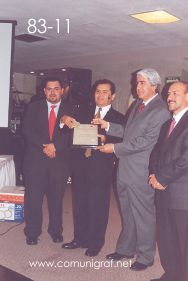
[93,69,170,270]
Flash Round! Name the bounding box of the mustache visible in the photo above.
[167,100,175,103]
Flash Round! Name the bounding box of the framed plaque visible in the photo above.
[72,124,100,148]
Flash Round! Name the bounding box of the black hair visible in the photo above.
[92,79,116,94]
[43,76,63,88]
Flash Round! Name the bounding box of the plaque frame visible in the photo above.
[71,124,101,148]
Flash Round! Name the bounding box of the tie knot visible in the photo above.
[51,105,56,110]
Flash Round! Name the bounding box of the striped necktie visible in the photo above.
[84,107,102,158]
[95,107,102,118]
[167,118,176,138]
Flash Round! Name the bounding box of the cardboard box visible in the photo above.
[0,186,24,222]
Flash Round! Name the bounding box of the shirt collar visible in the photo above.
[143,93,158,106]
[173,107,188,125]
[95,104,111,118]
[46,100,61,109]
[95,104,111,113]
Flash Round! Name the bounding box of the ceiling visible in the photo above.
[1,0,188,73]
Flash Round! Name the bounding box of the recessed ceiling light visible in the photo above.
[130,10,180,23]
[15,34,47,43]
[39,72,44,75]
[30,71,35,74]
[61,68,66,71]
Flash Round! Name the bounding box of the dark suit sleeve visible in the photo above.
[108,123,125,138]
[53,127,70,152]
[155,131,188,186]
[149,123,167,174]
[54,102,74,152]
[105,111,125,144]
[23,103,44,149]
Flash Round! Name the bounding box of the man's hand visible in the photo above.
[148,174,166,190]
[92,118,109,129]
[98,134,106,144]
[61,115,77,129]
[95,143,114,154]
[43,143,56,158]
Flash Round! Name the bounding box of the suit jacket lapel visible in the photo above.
[165,110,188,143]
[124,100,139,127]
[103,107,114,121]
[52,101,64,140]
[130,95,161,123]
[159,110,188,157]
[90,106,96,120]
[56,101,63,124]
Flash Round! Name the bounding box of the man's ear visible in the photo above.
[152,85,157,94]
[111,93,116,101]
[185,92,188,102]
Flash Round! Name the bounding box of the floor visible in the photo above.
[0,265,33,281]
[0,185,163,281]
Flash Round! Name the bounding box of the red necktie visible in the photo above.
[137,103,145,113]
[49,105,57,141]
[167,118,176,138]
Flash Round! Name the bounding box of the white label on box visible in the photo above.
[0,203,15,220]
[0,202,24,221]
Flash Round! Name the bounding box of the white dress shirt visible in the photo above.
[173,107,188,126]
[46,100,61,117]
[95,105,111,119]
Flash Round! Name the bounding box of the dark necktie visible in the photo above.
[137,102,145,113]
[167,118,176,138]
[49,105,57,141]
[85,107,102,158]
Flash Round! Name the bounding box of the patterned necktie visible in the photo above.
[49,105,57,141]
[167,118,176,138]
[137,102,145,113]
[95,107,102,118]
[85,107,102,158]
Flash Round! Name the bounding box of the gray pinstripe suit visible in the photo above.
[108,95,170,265]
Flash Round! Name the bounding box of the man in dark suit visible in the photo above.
[61,79,124,256]
[23,77,72,245]
[93,69,170,270]
[149,81,188,281]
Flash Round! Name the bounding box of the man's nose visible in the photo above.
[167,94,172,100]
[50,88,55,93]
